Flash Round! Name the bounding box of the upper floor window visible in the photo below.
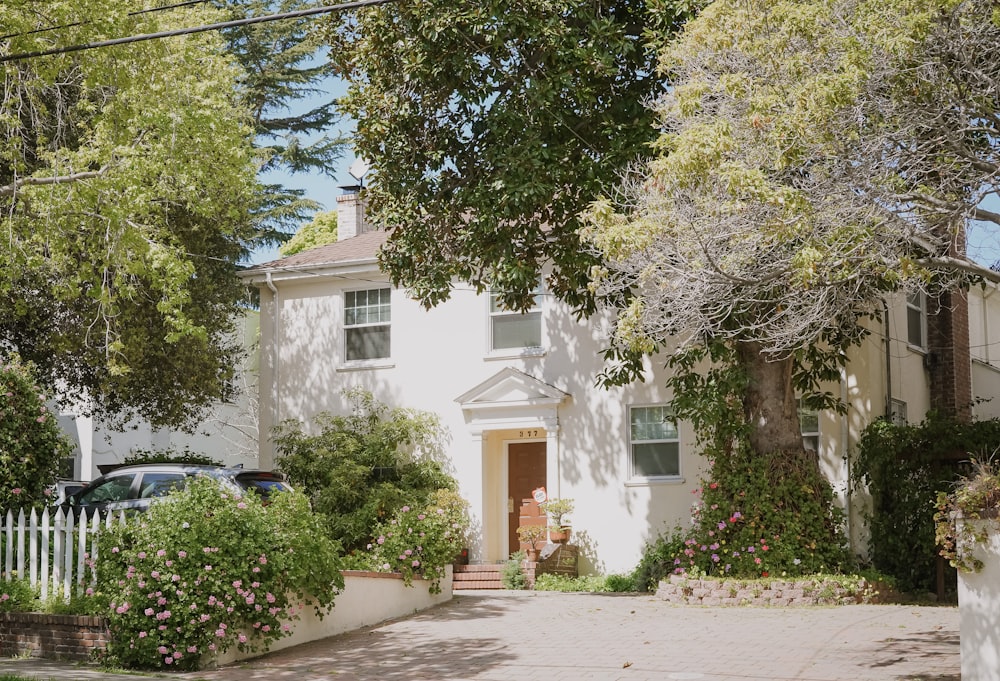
[345,288,391,361]
[629,405,680,479]
[798,401,820,453]
[906,292,927,350]
[489,285,542,351]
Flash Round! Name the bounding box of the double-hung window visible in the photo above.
[489,285,542,351]
[345,287,391,361]
[906,292,927,350]
[798,401,820,452]
[629,405,680,479]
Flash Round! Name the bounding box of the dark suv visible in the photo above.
[60,464,291,516]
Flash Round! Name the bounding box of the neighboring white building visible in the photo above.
[240,189,1000,575]
[56,312,261,481]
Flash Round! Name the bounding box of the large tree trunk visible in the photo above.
[735,341,806,456]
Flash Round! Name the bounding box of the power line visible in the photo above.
[0,0,395,64]
[0,0,215,42]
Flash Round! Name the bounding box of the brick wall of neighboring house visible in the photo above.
[0,613,109,661]
[928,288,972,422]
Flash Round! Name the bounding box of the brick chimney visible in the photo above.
[336,187,368,240]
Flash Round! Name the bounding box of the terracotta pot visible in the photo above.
[526,548,539,562]
[549,527,571,544]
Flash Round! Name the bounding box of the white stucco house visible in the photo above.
[239,188,1000,575]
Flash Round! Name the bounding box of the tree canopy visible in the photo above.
[330,0,699,312]
[582,0,1000,453]
[213,0,350,243]
[0,1,261,428]
[280,209,339,256]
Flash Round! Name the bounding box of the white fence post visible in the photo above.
[40,507,51,600]
[0,507,119,600]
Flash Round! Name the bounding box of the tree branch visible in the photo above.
[0,167,108,197]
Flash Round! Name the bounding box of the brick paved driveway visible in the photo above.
[182,591,959,681]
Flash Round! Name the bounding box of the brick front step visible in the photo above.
[453,562,543,590]
[453,564,504,590]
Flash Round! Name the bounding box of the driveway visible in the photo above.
[185,591,959,681]
[0,591,960,681]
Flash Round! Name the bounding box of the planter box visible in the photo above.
[209,566,453,667]
[957,519,1000,681]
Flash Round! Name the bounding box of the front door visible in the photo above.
[507,441,546,556]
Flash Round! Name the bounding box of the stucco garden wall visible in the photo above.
[211,567,453,666]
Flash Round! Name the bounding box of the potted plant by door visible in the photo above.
[516,524,547,562]
[934,458,1000,681]
[540,498,574,544]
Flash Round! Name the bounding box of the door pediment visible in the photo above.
[455,367,568,411]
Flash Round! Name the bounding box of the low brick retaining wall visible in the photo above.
[656,574,892,606]
[0,612,109,661]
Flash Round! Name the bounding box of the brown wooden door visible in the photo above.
[508,442,546,556]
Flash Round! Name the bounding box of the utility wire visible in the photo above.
[0,0,214,42]
[0,0,394,64]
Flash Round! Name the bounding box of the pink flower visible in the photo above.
[165,657,173,665]
[177,550,187,558]
[156,549,166,557]
[158,646,168,654]
[401,505,410,512]
[238,634,248,643]
[11,488,21,495]
[138,631,147,638]
[137,552,147,559]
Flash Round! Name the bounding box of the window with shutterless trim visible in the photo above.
[629,405,680,479]
[344,287,391,361]
[488,283,542,351]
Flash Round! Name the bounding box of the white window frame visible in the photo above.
[487,283,544,355]
[798,399,820,453]
[906,292,927,351]
[628,405,681,482]
[343,287,391,363]
[890,398,908,426]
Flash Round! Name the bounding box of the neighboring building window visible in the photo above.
[906,292,927,350]
[629,405,680,478]
[345,288,391,361]
[489,285,542,351]
[798,401,820,452]
[890,398,908,426]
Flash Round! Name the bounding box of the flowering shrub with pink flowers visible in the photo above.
[669,448,850,580]
[94,476,343,671]
[0,355,73,509]
[367,489,469,593]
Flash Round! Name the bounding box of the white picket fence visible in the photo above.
[0,508,123,600]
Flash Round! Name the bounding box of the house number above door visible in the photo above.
[519,429,540,438]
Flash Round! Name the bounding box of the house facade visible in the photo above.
[241,189,1000,575]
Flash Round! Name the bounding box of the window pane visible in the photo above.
[79,474,137,504]
[631,406,676,440]
[798,408,818,434]
[633,442,680,477]
[907,306,923,347]
[138,473,187,499]
[345,288,391,325]
[492,312,541,349]
[346,326,390,360]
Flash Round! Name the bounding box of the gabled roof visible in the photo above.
[239,230,388,281]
